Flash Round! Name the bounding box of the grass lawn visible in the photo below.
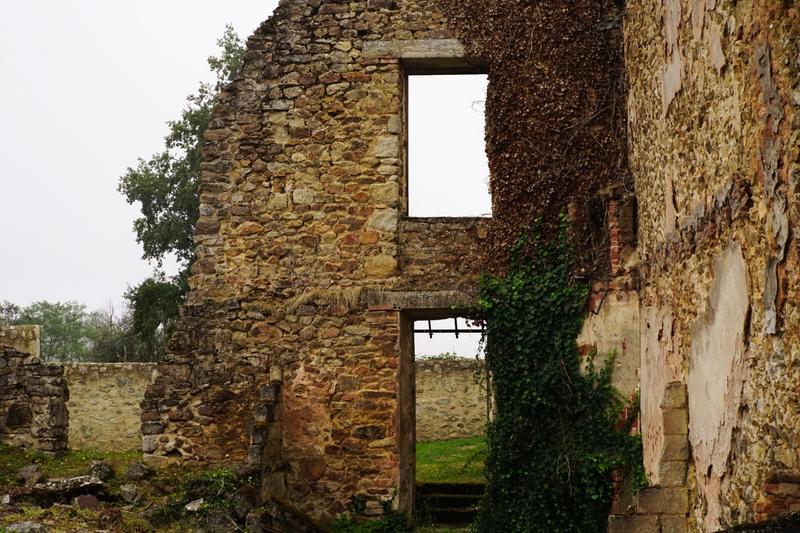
[416,436,486,485]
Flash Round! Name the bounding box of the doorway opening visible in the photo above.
[399,313,489,526]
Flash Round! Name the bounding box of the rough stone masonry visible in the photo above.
[140,0,492,522]
[627,0,799,530]
[137,0,639,527]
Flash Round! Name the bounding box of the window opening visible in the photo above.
[407,74,491,218]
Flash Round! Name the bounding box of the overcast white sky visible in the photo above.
[0,2,489,356]
[0,1,277,311]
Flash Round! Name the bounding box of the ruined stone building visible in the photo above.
[131,0,800,531]
[140,0,493,521]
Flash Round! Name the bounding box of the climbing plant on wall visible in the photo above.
[476,222,642,532]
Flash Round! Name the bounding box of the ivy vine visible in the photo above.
[475,223,643,532]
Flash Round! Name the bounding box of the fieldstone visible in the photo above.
[366,208,398,232]
[72,494,100,510]
[140,421,164,435]
[17,464,42,487]
[120,484,138,503]
[387,115,401,133]
[292,188,316,205]
[142,434,159,453]
[125,462,150,481]
[369,183,399,206]
[237,221,264,235]
[142,453,170,470]
[373,135,399,158]
[364,255,398,278]
[185,498,205,512]
[5,403,32,428]
[32,476,104,498]
[6,522,49,533]
[86,460,114,481]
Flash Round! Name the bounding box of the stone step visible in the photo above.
[416,482,485,496]
[608,513,686,533]
[416,483,484,527]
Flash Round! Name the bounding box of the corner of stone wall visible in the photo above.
[609,382,689,533]
[0,345,69,453]
[0,325,41,358]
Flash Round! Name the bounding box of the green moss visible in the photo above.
[416,437,486,485]
[0,443,141,487]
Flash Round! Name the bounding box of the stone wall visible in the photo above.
[415,358,486,442]
[0,325,41,358]
[64,363,155,452]
[626,1,799,530]
[0,347,68,453]
[140,0,489,522]
[139,0,636,524]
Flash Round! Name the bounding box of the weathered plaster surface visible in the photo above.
[626,0,799,529]
[0,325,41,358]
[640,306,682,484]
[687,243,749,531]
[578,289,640,397]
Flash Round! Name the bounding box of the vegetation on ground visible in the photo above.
[0,443,261,532]
[331,497,411,533]
[415,437,486,485]
[0,444,140,487]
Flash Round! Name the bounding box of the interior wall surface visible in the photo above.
[625,1,799,529]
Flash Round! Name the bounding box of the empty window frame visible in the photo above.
[407,74,491,218]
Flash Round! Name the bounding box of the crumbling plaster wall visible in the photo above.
[0,326,41,358]
[626,0,799,530]
[140,0,488,522]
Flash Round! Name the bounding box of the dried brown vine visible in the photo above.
[437,0,631,274]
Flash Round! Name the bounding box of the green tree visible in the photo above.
[118,25,245,359]
[124,276,185,359]
[83,306,150,362]
[16,301,90,362]
[0,301,21,325]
